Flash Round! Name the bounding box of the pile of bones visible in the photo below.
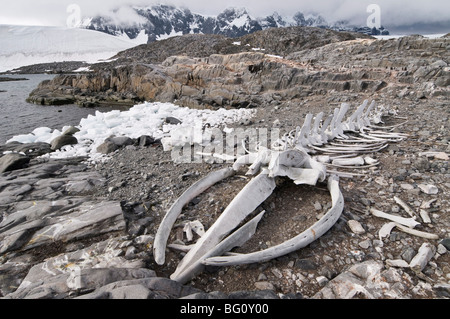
[153,100,409,284]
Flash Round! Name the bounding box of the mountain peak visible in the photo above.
[82,4,389,43]
[220,7,250,18]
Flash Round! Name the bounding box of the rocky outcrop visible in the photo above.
[26,27,373,107]
[27,32,448,109]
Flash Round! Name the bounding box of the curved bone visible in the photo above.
[202,175,344,267]
[393,196,417,218]
[153,167,235,265]
[170,211,266,284]
[170,173,276,282]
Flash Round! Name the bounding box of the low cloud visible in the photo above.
[1,0,449,32]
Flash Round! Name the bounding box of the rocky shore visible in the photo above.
[0,28,448,299]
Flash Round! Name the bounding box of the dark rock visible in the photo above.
[433,284,450,298]
[50,135,78,151]
[0,153,30,173]
[439,238,450,251]
[109,136,134,147]
[138,135,157,147]
[7,142,52,157]
[165,117,182,125]
[294,258,318,271]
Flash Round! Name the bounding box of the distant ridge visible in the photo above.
[82,4,389,44]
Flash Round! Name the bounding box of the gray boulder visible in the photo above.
[50,135,78,151]
[97,141,119,154]
[109,136,134,147]
[0,153,30,173]
[138,135,157,147]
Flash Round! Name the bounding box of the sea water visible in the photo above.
[0,74,128,144]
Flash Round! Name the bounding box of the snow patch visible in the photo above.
[7,102,255,164]
[0,25,144,72]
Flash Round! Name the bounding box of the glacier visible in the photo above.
[0,25,147,73]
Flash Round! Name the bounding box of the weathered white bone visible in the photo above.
[168,243,194,252]
[170,173,276,282]
[328,104,349,139]
[153,167,235,265]
[409,243,436,273]
[319,114,333,144]
[326,162,379,170]
[344,99,368,131]
[310,112,324,145]
[419,209,431,224]
[196,152,236,162]
[393,196,416,218]
[171,211,266,284]
[232,153,258,171]
[332,157,365,166]
[370,208,420,228]
[246,147,272,175]
[378,222,397,240]
[295,113,313,148]
[364,156,378,165]
[420,199,437,209]
[202,175,344,267]
[394,223,439,240]
[183,220,205,241]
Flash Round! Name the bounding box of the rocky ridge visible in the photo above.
[0,28,449,299]
[26,31,448,110]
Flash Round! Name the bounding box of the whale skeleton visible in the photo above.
[153,99,408,284]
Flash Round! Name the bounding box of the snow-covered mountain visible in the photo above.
[83,5,389,44]
[0,25,146,73]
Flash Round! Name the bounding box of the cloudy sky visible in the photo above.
[0,0,449,33]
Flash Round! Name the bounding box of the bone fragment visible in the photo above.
[183,220,205,241]
[419,209,431,224]
[168,243,193,252]
[393,196,416,218]
[420,199,437,209]
[183,223,193,242]
[364,156,378,165]
[394,223,439,240]
[202,175,344,267]
[153,167,235,265]
[170,173,276,282]
[370,208,420,228]
[332,157,364,166]
[233,153,259,171]
[409,243,436,273]
[378,222,397,240]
